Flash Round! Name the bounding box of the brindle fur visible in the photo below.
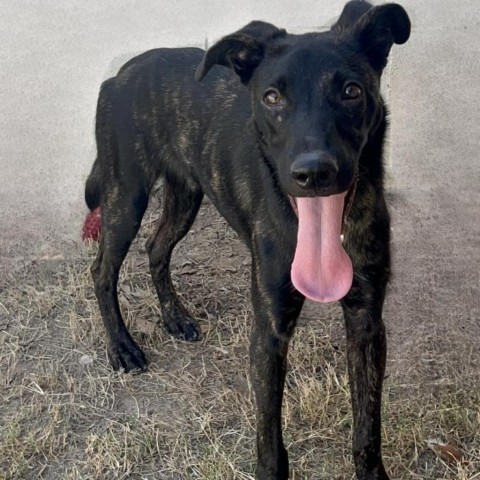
[85,2,410,478]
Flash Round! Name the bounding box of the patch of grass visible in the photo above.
[1,204,479,479]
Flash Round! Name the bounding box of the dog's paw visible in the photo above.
[256,446,289,480]
[164,313,201,342]
[107,335,148,373]
[373,463,390,480]
[359,464,390,480]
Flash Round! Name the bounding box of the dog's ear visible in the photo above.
[195,21,286,83]
[350,3,410,72]
[332,1,374,34]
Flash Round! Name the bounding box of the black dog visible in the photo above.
[84,1,410,478]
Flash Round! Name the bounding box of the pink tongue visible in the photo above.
[291,193,353,303]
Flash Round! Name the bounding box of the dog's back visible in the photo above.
[86,47,257,212]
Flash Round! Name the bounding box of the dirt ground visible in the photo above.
[1,190,479,480]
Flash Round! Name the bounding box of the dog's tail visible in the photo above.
[85,157,102,211]
[83,79,116,241]
[83,158,102,241]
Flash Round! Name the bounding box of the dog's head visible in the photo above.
[196,1,410,198]
[196,2,410,302]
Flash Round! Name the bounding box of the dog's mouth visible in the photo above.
[289,176,358,303]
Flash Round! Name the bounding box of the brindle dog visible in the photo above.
[84,1,410,478]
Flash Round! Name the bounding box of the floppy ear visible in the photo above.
[351,3,411,72]
[195,21,286,84]
[331,0,374,34]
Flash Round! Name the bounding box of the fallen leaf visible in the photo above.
[223,267,238,273]
[134,318,155,336]
[178,267,197,275]
[427,439,468,465]
[133,258,147,269]
[200,323,213,334]
[119,296,131,310]
[234,374,251,399]
[79,354,94,366]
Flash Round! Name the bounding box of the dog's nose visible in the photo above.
[290,152,338,190]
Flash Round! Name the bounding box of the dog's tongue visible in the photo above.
[291,194,353,302]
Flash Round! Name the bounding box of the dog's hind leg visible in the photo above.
[91,178,150,372]
[146,174,203,341]
[90,112,152,372]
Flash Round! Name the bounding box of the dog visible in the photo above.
[84,1,410,478]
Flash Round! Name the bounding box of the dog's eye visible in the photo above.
[263,89,283,106]
[343,83,362,100]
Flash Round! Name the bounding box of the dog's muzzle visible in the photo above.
[290,152,338,192]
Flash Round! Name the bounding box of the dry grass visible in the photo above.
[1,198,479,480]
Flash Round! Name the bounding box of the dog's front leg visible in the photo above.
[249,246,304,480]
[341,267,390,480]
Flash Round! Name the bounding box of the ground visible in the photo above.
[1,190,479,480]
